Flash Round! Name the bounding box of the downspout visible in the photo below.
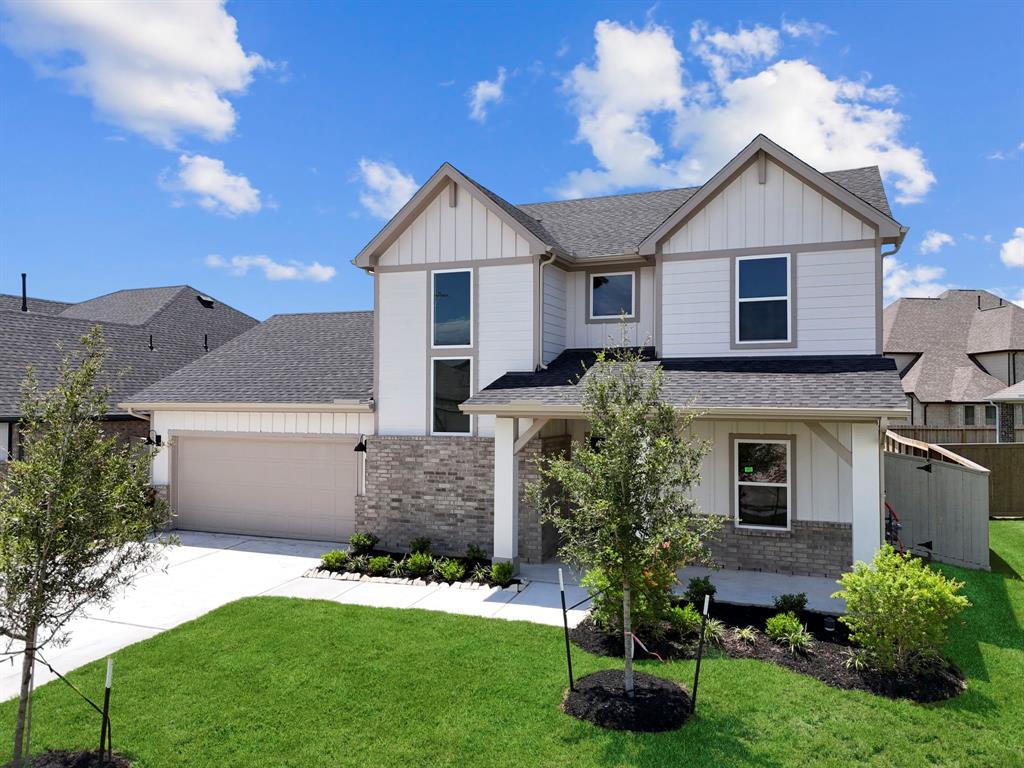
[880,226,909,258]
[536,251,556,371]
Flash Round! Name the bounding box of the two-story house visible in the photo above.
[124,135,910,579]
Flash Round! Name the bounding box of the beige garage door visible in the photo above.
[174,434,358,541]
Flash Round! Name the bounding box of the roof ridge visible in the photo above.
[267,309,373,319]
[517,185,699,209]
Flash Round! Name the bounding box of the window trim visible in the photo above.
[588,270,636,321]
[431,268,473,349]
[732,253,794,347]
[430,356,473,436]
[732,435,793,532]
[984,404,997,427]
[963,404,976,426]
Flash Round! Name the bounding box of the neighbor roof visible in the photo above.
[0,294,72,315]
[59,285,203,325]
[988,381,1024,403]
[462,350,907,415]
[122,311,374,406]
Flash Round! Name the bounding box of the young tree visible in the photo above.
[0,327,171,766]
[525,342,719,695]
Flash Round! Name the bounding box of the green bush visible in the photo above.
[345,554,368,574]
[684,575,716,608]
[833,544,970,672]
[435,558,466,583]
[367,555,392,576]
[668,603,702,637]
[704,618,726,647]
[388,557,407,578]
[409,536,432,555]
[766,611,803,642]
[585,565,674,636]
[465,544,487,563]
[470,563,491,583]
[348,532,379,556]
[490,561,514,587]
[320,549,349,573]
[772,592,808,614]
[406,551,434,579]
[781,625,814,656]
[735,626,758,645]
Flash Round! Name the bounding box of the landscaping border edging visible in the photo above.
[302,567,527,593]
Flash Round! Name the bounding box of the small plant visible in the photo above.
[388,557,407,578]
[843,649,868,672]
[465,543,487,563]
[490,560,515,587]
[345,554,369,573]
[684,575,717,607]
[348,532,379,556]
[735,626,758,646]
[409,536,432,555]
[781,625,814,656]
[703,618,726,647]
[772,592,808,614]
[320,549,349,572]
[435,558,466,583]
[406,551,434,579]
[470,563,492,583]
[668,603,702,637]
[367,555,392,576]
[766,611,803,642]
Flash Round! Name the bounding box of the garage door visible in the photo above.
[174,434,358,541]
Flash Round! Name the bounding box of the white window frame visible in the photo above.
[431,268,473,349]
[735,253,791,344]
[734,438,791,531]
[589,271,636,320]
[963,404,976,426]
[430,356,473,436]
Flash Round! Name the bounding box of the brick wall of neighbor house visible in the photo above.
[707,520,852,578]
[998,403,1016,443]
[100,418,150,443]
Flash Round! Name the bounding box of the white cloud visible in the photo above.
[920,230,954,254]
[1000,227,1024,268]
[691,21,780,85]
[559,20,936,204]
[468,66,507,122]
[781,19,834,43]
[1,0,266,147]
[883,258,952,301]
[164,154,261,216]
[204,254,335,282]
[357,158,417,220]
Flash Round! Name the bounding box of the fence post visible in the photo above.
[690,594,710,714]
[559,568,574,691]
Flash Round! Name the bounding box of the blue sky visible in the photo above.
[1,1,1021,320]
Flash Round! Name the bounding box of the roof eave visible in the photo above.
[460,402,909,421]
[118,400,375,413]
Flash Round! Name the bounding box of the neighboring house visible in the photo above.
[987,381,1024,444]
[1,283,258,463]
[123,135,910,579]
[883,289,1024,442]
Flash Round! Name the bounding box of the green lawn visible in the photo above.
[7,521,1023,768]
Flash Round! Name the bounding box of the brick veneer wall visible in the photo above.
[997,403,1016,444]
[707,518,852,578]
[100,418,150,443]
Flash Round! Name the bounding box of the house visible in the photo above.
[883,289,1024,442]
[1,282,258,464]
[123,135,910,579]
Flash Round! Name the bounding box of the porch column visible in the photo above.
[493,416,518,564]
[851,421,883,565]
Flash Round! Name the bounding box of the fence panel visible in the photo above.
[939,443,1024,518]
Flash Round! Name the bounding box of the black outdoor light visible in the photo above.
[823,616,836,633]
[353,435,367,453]
[144,434,162,447]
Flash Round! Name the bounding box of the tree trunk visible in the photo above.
[11,624,37,768]
[623,575,634,697]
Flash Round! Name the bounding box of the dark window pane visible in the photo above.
[985,405,997,427]
[963,405,975,426]
[738,485,788,527]
[739,257,787,299]
[433,271,471,346]
[433,359,471,433]
[592,273,633,317]
[737,442,788,483]
[738,300,788,342]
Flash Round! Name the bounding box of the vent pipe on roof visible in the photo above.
[148,334,154,351]
[20,273,27,312]
[204,333,208,352]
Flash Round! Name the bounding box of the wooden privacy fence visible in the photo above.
[889,425,1024,445]
[938,443,1024,518]
[883,431,990,570]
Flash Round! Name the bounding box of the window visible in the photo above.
[432,270,471,347]
[735,439,790,529]
[963,405,976,426]
[590,272,635,319]
[432,358,471,434]
[736,255,790,343]
[964,404,997,427]
[984,404,997,427]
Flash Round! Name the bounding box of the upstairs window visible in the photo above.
[736,255,790,343]
[735,438,790,529]
[433,270,471,347]
[590,272,635,320]
[432,358,471,434]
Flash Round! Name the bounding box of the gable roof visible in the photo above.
[59,286,186,325]
[121,311,374,407]
[988,381,1024,403]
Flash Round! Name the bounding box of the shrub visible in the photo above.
[833,544,970,673]
[435,558,466,583]
[490,561,515,587]
[406,551,434,579]
[388,558,407,578]
[470,563,491,583]
[668,603,702,638]
[410,536,432,555]
[465,543,487,563]
[367,555,392,576]
[320,549,349,573]
[704,618,726,647]
[772,592,808,614]
[735,626,758,646]
[766,611,803,642]
[348,532,379,556]
[345,554,368,574]
[684,576,716,608]
[781,625,814,656]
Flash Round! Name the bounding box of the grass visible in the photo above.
[4,521,1022,768]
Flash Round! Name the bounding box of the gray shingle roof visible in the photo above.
[123,311,374,405]
[463,349,907,412]
[59,286,194,325]
[0,295,72,315]
[988,381,1024,402]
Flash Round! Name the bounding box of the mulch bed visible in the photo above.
[562,670,690,732]
[17,751,131,768]
[570,617,698,661]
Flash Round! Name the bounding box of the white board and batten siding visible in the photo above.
[149,409,374,485]
[565,266,655,348]
[542,265,568,364]
[377,187,531,266]
[377,270,427,435]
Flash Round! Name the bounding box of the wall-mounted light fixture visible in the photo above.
[353,435,367,453]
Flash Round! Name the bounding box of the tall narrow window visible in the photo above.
[590,272,635,319]
[963,405,976,426]
[984,405,997,427]
[735,438,790,529]
[432,358,471,434]
[433,270,471,347]
[736,255,790,343]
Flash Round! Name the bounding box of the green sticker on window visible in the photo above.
[744,466,754,474]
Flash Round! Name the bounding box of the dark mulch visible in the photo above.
[562,670,690,732]
[710,601,850,644]
[17,751,131,768]
[570,617,698,661]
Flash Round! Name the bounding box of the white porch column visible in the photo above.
[493,416,519,564]
[851,421,883,565]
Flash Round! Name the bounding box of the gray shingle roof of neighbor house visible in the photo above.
[0,294,72,315]
[988,381,1024,402]
[58,286,187,325]
[883,289,1024,403]
[122,311,375,406]
[462,349,908,414]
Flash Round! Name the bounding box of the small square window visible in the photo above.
[590,273,634,319]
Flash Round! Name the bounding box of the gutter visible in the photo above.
[459,402,911,421]
[535,251,557,371]
[881,226,909,258]
[118,401,376,414]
